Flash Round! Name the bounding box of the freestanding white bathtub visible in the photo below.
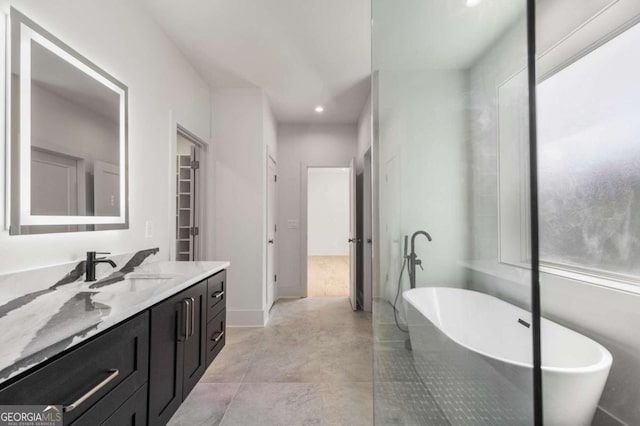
[403,287,612,426]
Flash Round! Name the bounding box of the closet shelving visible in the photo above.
[176,154,193,261]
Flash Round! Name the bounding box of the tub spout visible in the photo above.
[408,231,432,289]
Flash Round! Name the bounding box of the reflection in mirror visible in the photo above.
[9,8,128,234]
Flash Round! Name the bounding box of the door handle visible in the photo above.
[63,369,119,412]
[348,238,361,243]
[212,290,225,299]
[183,299,191,341]
[268,239,274,244]
[189,297,195,338]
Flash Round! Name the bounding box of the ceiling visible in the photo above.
[373,0,525,70]
[138,0,371,124]
[138,0,526,124]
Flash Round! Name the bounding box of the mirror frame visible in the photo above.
[7,8,129,234]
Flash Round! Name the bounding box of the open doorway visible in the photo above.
[306,167,351,297]
[175,129,205,261]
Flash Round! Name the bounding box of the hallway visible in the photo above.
[307,256,350,296]
[169,297,373,425]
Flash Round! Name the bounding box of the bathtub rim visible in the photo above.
[403,287,612,375]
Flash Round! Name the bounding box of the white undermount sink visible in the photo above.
[124,272,179,280]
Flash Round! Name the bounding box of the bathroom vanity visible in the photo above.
[0,259,229,426]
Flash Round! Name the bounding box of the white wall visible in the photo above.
[376,70,468,308]
[0,0,211,274]
[277,124,356,297]
[307,168,349,256]
[356,94,371,172]
[212,87,276,326]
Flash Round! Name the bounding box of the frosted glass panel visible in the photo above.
[372,0,535,424]
[537,22,640,278]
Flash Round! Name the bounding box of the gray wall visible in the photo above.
[276,124,357,298]
[212,88,277,326]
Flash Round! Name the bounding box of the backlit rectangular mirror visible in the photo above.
[8,8,128,234]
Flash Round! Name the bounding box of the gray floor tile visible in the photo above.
[221,383,323,426]
[200,342,255,383]
[321,382,373,425]
[225,326,265,347]
[168,383,239,426]
[174,297,376,425]
[374,381,449,426]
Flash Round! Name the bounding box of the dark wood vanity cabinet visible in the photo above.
[148,272,225,426]
[182,280,208,397]
[0,269,227,426]
[206,270,227,367]
[0,312,149,426]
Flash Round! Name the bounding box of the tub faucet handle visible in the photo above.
[415,259,424,270]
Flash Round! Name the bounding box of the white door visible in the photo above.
[348,158,357,310]
[94,160,120,216]
[26,148,80,234]
[266,155,277,310]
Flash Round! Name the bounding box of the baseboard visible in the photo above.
[227,309,268,327]
[277,285,304,298]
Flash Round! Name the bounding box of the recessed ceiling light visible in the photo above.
[466,0,482,7]
[315,106,324,113]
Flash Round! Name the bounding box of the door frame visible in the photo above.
[300,161,351,298]
[168,112,211,261]
[265,149,277,311]
[363,148,373,312]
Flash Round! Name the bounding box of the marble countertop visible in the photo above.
[0,258,230,385]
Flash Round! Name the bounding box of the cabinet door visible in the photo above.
[148,292,188,426]
[182,279,207,399]
[101,384,147,426]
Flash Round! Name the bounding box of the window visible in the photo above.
[499,21,640,284]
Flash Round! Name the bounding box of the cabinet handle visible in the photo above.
[212,290,225,299]
[63,369,119,412]
[183,299,191,341]
[211,331,225,343]
[189,297,195,337]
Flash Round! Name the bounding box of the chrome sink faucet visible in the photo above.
[408,231,432,289]
[85,252,117,282]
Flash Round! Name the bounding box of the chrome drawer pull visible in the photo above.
[211,331,225,343]
[189,297,195,337]
[63,369,119,412]
[183,299,191,341]
[212,290,225,299]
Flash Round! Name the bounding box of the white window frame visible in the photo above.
[497,15,640,294]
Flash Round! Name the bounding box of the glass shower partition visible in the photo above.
[371,0,540,424]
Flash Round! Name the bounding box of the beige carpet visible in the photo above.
[307,255,349,296]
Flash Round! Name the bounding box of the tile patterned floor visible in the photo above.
[307,256,349,297]
[168,296,373,426]
[373,298,450,426]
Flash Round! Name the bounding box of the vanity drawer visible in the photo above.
[206,309,226,367]
[207,270,226,321]
[0,312,149,425]
[100,384,147,426]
